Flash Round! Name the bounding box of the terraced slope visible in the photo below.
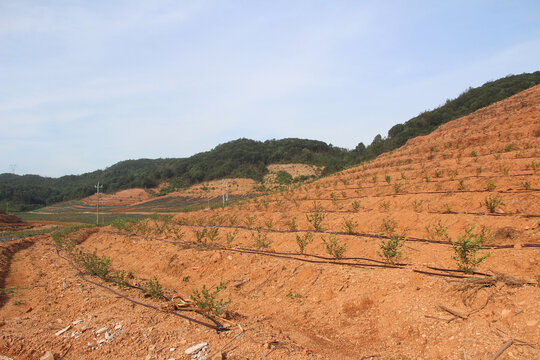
[1,85,539,359]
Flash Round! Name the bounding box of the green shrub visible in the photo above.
[286,217,298,231]
[485,180,496,191]
[457,178,466,191]
[306,201,326,232]
[380,218,397,236]
[295,232,314,254]
[425,219,450,241]
[75,249,111,280]
[144,276,163,299]
[276,171,293,185]
[110,270,132,288]
[206,226,219,242]
[412,199,424,212]
[190,282,229,316]
[378,232,407,264]
[322,233,347,259]
[351,200,361,212]
[342,217,358,234]
[449,225,492,274]
[193,228,207,242]
[226,229,238,247]
[251,227,271,249]
[484,194,504,213]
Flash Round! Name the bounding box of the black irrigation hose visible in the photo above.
[116,231,517,281]
[149,224,540,251]
[426,266,492,277]
[55,248,229,333]
[234,247,402,266]
[224,247,405,269]
[286,188,540,202]
[412,269,470,279]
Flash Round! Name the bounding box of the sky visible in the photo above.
[1,1,539,177]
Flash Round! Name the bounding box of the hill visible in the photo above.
[1,84,539,358]
[1,71,539,213]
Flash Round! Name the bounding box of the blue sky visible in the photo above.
[1,1,539,177]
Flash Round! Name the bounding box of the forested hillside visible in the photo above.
[0,138,348,211]
[1,71,539,211]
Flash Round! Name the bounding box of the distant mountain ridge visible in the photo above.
[1,71,539,211]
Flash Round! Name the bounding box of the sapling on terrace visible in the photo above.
[251,227,271,249]
[449,225,492,274]
[205,226,220,242]
[225,229,238,247]
[306,201,326,232]
[295,232,314,254]
[378,232,407,264]
[342,217,358,234]
[193,228,207,242]
[144,276,163,299]
[190,282,230,316]
[322,233,347,259]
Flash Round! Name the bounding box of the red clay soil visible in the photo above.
[1,86,539,359]
[0,211,29,232]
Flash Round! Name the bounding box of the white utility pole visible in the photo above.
[221,179,229,206]
[94,182,103,225]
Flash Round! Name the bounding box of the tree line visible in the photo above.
[1,71,539,211]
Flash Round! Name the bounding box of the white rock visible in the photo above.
[96,327,108,335]
[170,347,176,352]
[40,351,55,360]
[55,325,71,336]
[72,320,82,325]
[185,342,208,355]
[114,323,123,330]
[105,332,114,341]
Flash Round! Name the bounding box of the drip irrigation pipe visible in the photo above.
[285,188,540,202]
[412,269,469,279]
[131,232,407,269]
[224,247,405,269]
[127,224,540,250]
[426,266,492,277]
[55,248,228,333]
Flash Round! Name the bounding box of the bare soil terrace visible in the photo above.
[1,85,539,359]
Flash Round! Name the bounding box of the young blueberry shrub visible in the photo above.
[485,180,497,192]
[380,218,398,236]
[306,201,326,232]
[193,228,207,242]
[322,233,347,259]
[449,225,492,274]
[206,226,220,242]
[484,194,504,213]
[144,277,163,299]
[251,227,271,249]
[378,232,407,264]
[295,232,314,254]
[412,199,424,212]
[425,219,450,242]
[342,217,358,234]
[225,229,238,247]
[286,217,298,232]
[75,249,111,280]
[351,200,361,212]
[190,282,230,316]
